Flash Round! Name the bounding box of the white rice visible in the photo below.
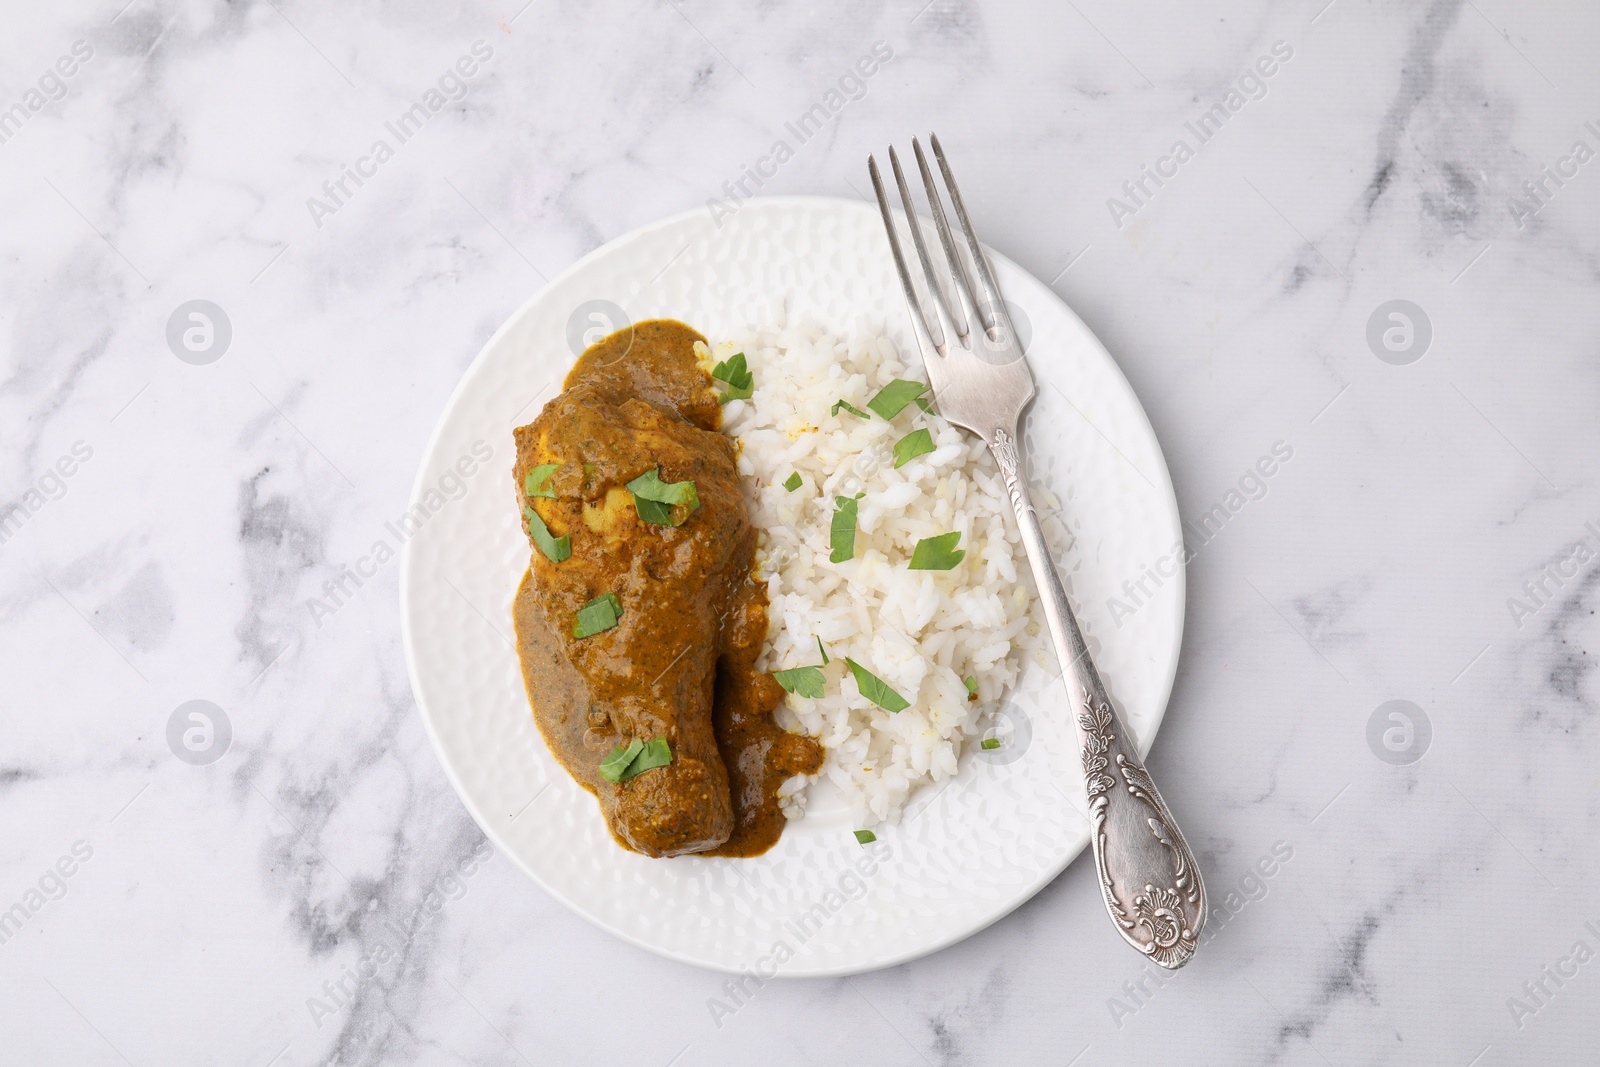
[703,317,1041,827]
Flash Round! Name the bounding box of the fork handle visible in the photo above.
[989,425,1207,969]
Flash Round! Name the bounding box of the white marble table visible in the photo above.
[2,1,1596,1063]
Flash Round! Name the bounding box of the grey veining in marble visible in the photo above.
[2,0,1598,1064]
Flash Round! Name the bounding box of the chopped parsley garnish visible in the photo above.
[867,379,928,420]
[853,829,877,845]
[598,736,673,783]
[626,737,673,777]
[773,666,825,698]
[915,396,935,414]
[524,463,560,499]
[964,675,978,696]
[892,428,935,468]
[572,592,622,638]
[783,471,802,492]
[633,498,674,525]
[829,496,860,563]
[523,506,571,562]
[981,738,1001,750]
[908,531,965,571]
[598,738,643,782]
[817,636,829,665]
[845,658,910,712]
[711,352,754,401]
[627,468,700,527]
[832,398,870,419]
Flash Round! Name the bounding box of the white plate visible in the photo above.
[400,196,1184,976]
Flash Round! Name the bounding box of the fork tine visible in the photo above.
[929,132,1017,345]
[888,145,961,350]
[912,137,980,340]
[868,154,944,359]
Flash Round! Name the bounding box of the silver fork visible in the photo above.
[868,135,1207,969]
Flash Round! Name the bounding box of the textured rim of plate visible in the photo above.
[400,195,1185,976]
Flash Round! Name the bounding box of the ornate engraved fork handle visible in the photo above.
[990,426,1207,968]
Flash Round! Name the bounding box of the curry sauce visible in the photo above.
[511,320,821,857]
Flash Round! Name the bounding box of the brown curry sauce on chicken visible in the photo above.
[511,320,822,858]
